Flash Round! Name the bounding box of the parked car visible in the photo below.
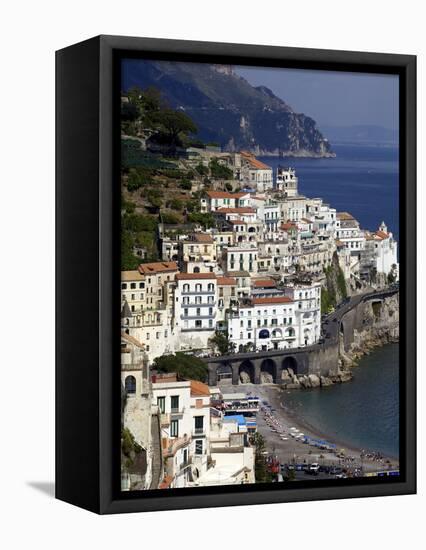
[309,463,320,475]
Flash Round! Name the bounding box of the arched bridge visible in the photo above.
[204,286,399,386]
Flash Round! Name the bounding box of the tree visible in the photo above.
[252,433,272,483]
[153,109,197,149]
[208,331,235,355]
[209,158,233,180]
[195,163,209,176]
[187,211,216,229]
[153,353,208,382]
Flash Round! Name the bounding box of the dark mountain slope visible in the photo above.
[122,60,334,157]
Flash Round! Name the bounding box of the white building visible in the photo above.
[284,282,321,346]
[336,212,365,255]
[174,273,217,350]
[223,245,258,275]
[228,295,297,352]
[240,151,273,192]
[372,222,399,278]
[152,376,211,488]
[275,166,298,197]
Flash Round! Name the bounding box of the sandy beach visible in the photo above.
[225,384,399,476]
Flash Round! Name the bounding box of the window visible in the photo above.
[156,332,160,339]
[125,376,136,394]
[195,440,203,455]
[194,416,204,435]
[139,282,144,289]
[121,283,127,290]
[130,283,136,289]
[170,419,179,437]
[171,395,179,413]
[196,308,201,316]
[195,320,202,328]
[183,284,190,292]
[157,396,165,413]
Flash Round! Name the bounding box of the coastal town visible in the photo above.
[121,140,400,490]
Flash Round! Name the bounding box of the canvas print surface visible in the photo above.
[119,59,400,491]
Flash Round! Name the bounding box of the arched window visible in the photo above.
[195,283,202,292]
[125,375,136,394]
[207,283,214,292]
[193,266,200,273]
[183,283,190,292]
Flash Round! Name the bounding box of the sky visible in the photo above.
[236,66,399,132]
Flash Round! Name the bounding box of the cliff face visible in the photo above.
[339,294,399,369]
[122,60,334,157]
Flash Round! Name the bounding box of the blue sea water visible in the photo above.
[259,144,399,242]
[282,344,400,458]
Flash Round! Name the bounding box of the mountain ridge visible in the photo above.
[122,60,334,157]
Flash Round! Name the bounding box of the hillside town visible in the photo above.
[121,146,399,490]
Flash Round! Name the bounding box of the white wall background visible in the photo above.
[0,1,423,548]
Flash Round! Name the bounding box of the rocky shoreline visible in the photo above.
[278,327,399,391]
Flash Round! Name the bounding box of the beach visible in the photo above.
[225,384,399,477]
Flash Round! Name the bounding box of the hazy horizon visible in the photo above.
[235,66,399,133]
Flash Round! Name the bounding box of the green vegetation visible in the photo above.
[321,253,347,314]
[187,211,216,228]
[387,263,397,285]
[121,427,142,468]
[152,352,208,383]
[167,198,184,211]
[252,433,273,483]
[208,331,236,355]
[195,163,209,176]
[179,179,192,190]
[161,212,181,225]
[209,158,233,180]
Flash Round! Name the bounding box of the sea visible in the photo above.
[281,343,400,458]
[264,144,400,458]
[258,143,400,242]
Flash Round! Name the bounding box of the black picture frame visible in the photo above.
[56,35,416,514]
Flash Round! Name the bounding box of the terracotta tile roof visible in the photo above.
[121,332,144,348]
[121,270,145,281]
[229,219,247,225]
[337,212,355,221]
[217,276,237,286]
[253,278,276,288]
[138,261,178,275]
[375,230,389,240]
[175,273,217,280]
[207,191,236,199]
[240,151,272,170]
[190,380,211,397]
[252,296,293,305]
[191,233,214,243]
[281,222,297,231]
[159,475,173,489]
[217,207,256,214]
[227,270,250,277]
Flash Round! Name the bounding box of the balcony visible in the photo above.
[182,301,216,308]
[180,313,216,320]
[181,290,215,296]
[192,427,206,437]
[170,407,185,416]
